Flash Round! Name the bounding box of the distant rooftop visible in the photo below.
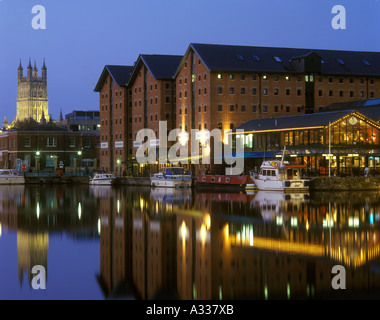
[65,110,100,120]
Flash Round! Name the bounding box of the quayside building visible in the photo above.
[95,43,380,175]
[232,103,380,176]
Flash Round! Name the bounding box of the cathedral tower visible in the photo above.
[16,59,49,123]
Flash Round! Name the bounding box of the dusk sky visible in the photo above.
[0,0,379,122]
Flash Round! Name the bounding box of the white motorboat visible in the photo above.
[0,169,25,184]
[89,173,117,185]
[250,160,310,192]
[150,167,192,188]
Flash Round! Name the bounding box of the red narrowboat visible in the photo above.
[196,175,252,188]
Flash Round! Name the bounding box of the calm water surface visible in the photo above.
[1,184,380,300]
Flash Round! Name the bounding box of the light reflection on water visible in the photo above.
[0,184,380,300]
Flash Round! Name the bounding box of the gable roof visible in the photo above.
[176,43,380,76]
[94,65,134,92]
[126,54,182,87]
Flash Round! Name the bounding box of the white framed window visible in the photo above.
[46,137,56,147]
[24,137,31,147]
[69,138,75,147]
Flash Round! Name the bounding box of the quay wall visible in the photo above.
[22,175,380,191]
[310,176,380,191]
[25,176,89,184]
[117,177,151,186]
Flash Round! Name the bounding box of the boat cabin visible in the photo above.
[257,161,305,181]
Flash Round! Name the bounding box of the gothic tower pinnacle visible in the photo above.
[16,59,49,124]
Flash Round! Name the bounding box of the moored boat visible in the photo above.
[0,169,25,184]
[150,167,192,188]
[89,172,117,185]
[250,160,309,192]
[197,174,251,188]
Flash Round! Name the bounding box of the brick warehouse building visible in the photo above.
[175,43,380,174]
[97,43,380,175]
[0,122,98,172]
[94,65,133,175]
[126,54,182,175]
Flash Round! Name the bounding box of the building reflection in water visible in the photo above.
[2,184,380,299]
[0,185,100,291]
[95,186,380,300]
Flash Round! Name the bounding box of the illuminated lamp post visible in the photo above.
[35,151,40,175]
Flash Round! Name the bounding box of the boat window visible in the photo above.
[226,177,230,182]
[271,170,276,176]
[202,176,206,181]
[211,177,215,182]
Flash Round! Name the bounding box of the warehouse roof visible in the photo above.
[94,65,134,92]
[177,43,380,76]
[127,54,182,86]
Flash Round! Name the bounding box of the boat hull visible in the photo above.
[151,178,191,188]
[197,175,251,188]
[0,177,25,184]
[89,179,114,185]
[252,178,309,192]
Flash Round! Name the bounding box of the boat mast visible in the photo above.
[328,122,331,177]
[281,145,286,166]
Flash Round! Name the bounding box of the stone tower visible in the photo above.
[16,59,49,123]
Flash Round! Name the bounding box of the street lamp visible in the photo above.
[35,151,40,174]
[77,151,82,174]
[116,158,121,176]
